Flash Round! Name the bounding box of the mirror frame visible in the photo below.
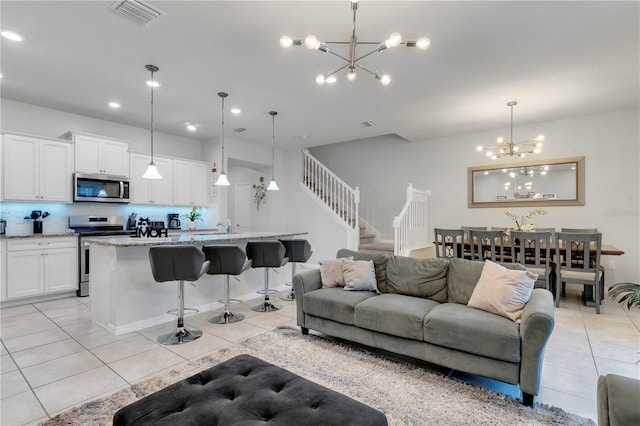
[468,156,585,208]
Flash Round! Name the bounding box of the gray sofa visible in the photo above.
[293,249,555,406]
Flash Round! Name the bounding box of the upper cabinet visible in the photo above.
[173,159,210,206]
[2,132,74,202]
[129,153,174,205]
[63,131,129,177]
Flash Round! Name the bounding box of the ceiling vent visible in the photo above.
[234,128,247,133]
[361,120,377,127]
[110,0,166,26]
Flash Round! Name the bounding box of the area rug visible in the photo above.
[43,326,594,426]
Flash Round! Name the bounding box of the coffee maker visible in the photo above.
[168,214,181,229]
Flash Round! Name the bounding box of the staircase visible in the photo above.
[358,226,394,255]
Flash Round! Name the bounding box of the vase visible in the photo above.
[188,220,197,231]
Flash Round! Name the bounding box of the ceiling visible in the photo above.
[1,1,638,150]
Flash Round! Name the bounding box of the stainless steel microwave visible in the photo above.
[74,173,130,203]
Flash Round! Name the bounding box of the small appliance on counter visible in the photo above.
[168,213,181,230]
[127,213,138,230]
[25,210,50,234]
[0,219,6,235]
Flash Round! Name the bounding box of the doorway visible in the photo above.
[234,183,252,232]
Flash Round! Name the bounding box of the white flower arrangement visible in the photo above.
[505,208,547,232]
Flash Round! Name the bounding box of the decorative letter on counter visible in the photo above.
[133,217,168,238]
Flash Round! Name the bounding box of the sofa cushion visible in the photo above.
[337,249,390,293]
[303,288,378,325]
[319,257,350,288]
[354,294,440,341]
[423,303,521,363]
[447,258,525,305]
[386,256,448,302]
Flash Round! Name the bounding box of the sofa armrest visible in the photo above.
[293,269,322,329]
[519,288,555,397]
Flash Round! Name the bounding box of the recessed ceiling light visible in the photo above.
[185,123,198,131]
[0,73,3,79]
[146,80,160,88]
[1,29,24,42]
[108,102,121,108]
[230,108,241,114]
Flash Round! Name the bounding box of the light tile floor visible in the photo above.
[1,287,639,425]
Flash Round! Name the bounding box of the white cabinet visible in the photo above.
[6,237,78,299]
[2,132,74,202]
[67,132,129,176]
[129,153,174,205]
[173,159,210,206]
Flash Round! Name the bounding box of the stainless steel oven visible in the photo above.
[69,216,133,296]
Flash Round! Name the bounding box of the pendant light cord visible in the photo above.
[150,69,155,164]
[271,113,276,180]
[219,92,227,174]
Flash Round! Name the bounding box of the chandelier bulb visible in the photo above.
[476,145,484,151]
[280,35,293,48]
[305,35,319,49]
[536,135,545,141]
[326,75,337,84]
[315,74,325,85]
[497,137,504,143]
[386,32,402,48]
[380,74,391,85]
[347,67,357,81]
[416,37,430,49]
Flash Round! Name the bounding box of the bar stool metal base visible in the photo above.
[279,290,295,301]
[251,299,282,312]
[157,326,202,345]
[256,289,279,295]
[167,307,199,316]
[209,311,245,324]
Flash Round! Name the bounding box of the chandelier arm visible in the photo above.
[324,41,382,45]
[353,44,388,63]
[322,47,351,64]
[354,63,378,77]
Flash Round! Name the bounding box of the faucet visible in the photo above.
[216,219,232,234]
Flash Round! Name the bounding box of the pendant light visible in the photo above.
[266,111,279,191]
[142,64,162,179]
[215,92,230,186]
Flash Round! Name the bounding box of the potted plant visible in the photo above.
[184,206,202,230]
[608,283,640,310]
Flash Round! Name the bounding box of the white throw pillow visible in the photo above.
[342,259,379,292]
[319,258,350,288]
[468,260,537,323]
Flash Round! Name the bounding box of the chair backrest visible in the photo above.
[560,228,598,233]
[246,241,287,268]
[461,226,487,241]
[490,227,509,231]
[279,239,312,263]
[202,245,251,276]
[469,229,505,262]
[149,245,209,282]
[510,231,551,268]
[434,228,464,259]
[556,232,602,275]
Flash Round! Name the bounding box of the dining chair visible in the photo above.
[461,226,487,259]
[555,232,603,314]
[434,228,464,259]
[469,229,506,262]
[559,228,603,300]
[510,231,552,291]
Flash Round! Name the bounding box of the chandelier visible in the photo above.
[279,0,430,86]
[477,101,545,160]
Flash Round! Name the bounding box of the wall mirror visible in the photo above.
[468,156,585,208]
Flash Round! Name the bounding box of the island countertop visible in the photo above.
[84,231,308,247]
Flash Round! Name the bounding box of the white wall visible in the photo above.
[307,108,640,285]
[1,99,202,160]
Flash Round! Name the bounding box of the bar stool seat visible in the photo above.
[149,245,210,345]
[202,245,252,324]
[279,239,312,301]
[246,241,288,312]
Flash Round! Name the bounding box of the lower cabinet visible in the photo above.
[6,237,78,299]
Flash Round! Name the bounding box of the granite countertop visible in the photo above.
[84,231,308,247]
[1,232,78,240]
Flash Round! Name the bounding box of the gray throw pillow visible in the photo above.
[386,256,448,303]
[337,249,390,293]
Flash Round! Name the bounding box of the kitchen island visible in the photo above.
[86,231,307,335]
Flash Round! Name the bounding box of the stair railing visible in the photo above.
[302,149,359,237]
[393,183,431,256]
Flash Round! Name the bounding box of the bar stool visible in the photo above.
[279,239,312,301]
[149,245,210,345]
[246,241,288,312]
[202,245,252,324]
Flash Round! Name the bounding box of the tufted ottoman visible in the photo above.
[113,354,388,426]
